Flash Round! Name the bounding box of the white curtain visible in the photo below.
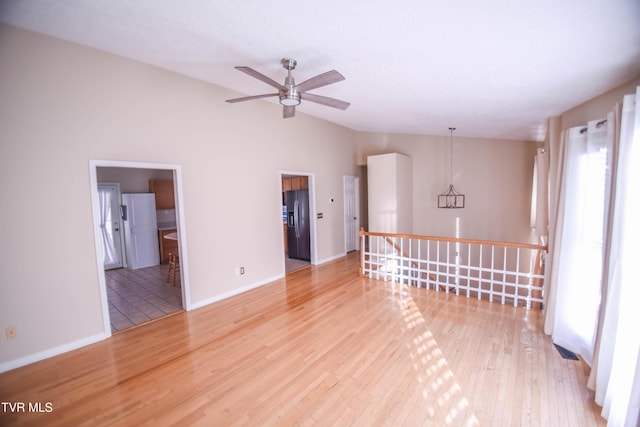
[549,116,613,365]
[546,86,640,425]
[588,89,640,426]
[98,187,118,266]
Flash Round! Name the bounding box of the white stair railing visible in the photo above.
[359,229,547,309]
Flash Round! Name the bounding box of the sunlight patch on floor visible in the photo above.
[392,282,479,426]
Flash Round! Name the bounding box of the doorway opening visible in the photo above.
[90,160,190,336]
[280,172,315,274]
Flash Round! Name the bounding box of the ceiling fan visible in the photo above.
[226,58,350,118]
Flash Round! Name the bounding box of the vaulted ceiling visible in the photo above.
[2,0,639,141]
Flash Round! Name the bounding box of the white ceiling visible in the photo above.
[2,1,640,141]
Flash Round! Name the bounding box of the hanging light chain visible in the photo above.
[449,127,456,185]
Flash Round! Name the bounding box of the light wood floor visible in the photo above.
[0,252,604,426]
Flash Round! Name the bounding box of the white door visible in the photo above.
[98,184,124,270]
[344,176,360,252]
[122,193,160,269]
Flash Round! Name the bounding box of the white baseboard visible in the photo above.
[190,273,285,311]
[0,332,108,374]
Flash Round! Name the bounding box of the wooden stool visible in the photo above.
[166,252,180,286]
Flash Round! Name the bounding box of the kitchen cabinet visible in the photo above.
[159,228,178,264]
[282,176,309,204]
[299,176,308,190]
[149,179,175,209]
[282,176,308,192]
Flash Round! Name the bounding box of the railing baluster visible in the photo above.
[514,248,521,307]
[445,241,450,294]
[426,240,431,290]
[456,243,461,296]
[399,237,404,284]
[465,243,470,298]
[490,246,495,303]
[375,236,380,281]
[436,241,440,292]
[477,245,483,300]
[417,238,422,288]
[502,246,507,305]
[527,249,534,309]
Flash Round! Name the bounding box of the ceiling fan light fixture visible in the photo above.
[279,92,301,106]
[226,58,349,117]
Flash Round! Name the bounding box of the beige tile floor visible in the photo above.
[106,264,183,332]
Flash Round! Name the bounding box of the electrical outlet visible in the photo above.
[240,267,245,275]
[6,327,16,339]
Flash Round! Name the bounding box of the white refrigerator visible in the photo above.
[122,193,160,269]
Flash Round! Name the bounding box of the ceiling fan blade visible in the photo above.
[226,93,278,103]
[302,93,351,110]
[295,70,345,93]
[283,106,295,119]
[235,66,286,90]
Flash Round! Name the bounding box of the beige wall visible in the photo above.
[356,132,538,244]
[0,25,358,369]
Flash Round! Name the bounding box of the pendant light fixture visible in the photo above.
[438,127,465,208]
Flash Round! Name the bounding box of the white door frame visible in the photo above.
[279,171,317,269]
[343,175,360,253]
[89,160,192,337]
